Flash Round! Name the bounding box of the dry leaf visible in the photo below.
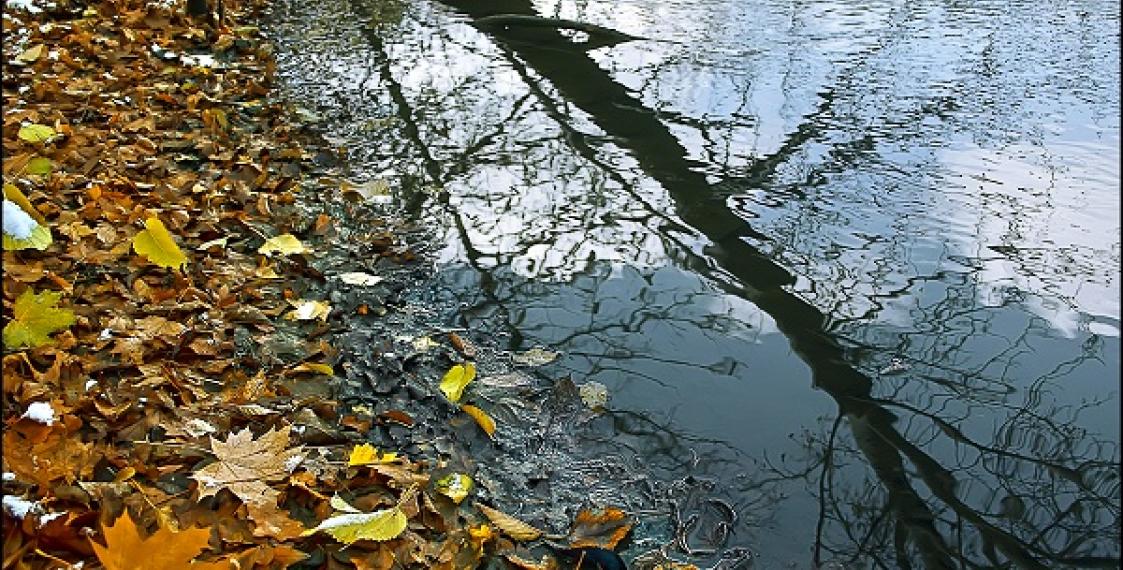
[285,299,331,322]
[348,443,398,466]
[512,347,559,366]
[475,503,543,542]
[192,425,304,506]
[568,507,633,550]
[461,404,496,439]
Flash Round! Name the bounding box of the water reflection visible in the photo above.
[266,0,1120,565]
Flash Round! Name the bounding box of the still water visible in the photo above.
[267,0,1120,566]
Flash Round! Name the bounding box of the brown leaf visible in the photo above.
[474,503,543,542]
[191,425,303,506]
[568,506,633,550]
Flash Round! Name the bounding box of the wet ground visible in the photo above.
[262,0,1120,567]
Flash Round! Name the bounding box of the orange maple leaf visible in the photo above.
[90,512,225,570]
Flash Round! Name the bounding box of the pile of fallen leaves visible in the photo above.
[0,0,653,568]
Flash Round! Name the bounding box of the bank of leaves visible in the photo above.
[0,0,647,568]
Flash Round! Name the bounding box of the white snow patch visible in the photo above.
[284,455,304,473]
[3,495,41,519]
[2,472,15,482]
[3,199,38,239]
[6,0,43,13]
[22,401,56,425]
[38,511,64,527]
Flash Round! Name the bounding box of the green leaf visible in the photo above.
[132,217,188,270]
[18,124,56,144]
[3,224,52,251]
[301,506,407,544]
[439,363,476,403]
[26,156,52,175]
[3,289,76,349]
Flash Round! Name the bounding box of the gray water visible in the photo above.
[266,0,1121,566]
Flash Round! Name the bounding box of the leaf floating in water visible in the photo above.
[512,347,559,366]
[878,358,910,376]
[568,506,633,550]
[440,363,476,403]
[578,382,608,410]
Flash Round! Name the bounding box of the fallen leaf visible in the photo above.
[90,511,223,570]
[4,183,46,225]
[434,473,473,504]
[18,123,55,143]
[2,289,75,349]
[475,503,543,542]
[285,299,331,322]
[26,156,51,175]
[348,443,398,466]
[449,332,477,358]
[461,405,496,439]
[290,362,334,376]
[257,233,309,256]
[512,347,559,366]
[303,496,408,544]
[568,507,633,550]
[439,363,476,403]
[132,217,188,270]
[15,44,45,64]
[578,382,609,410]
[504,552,558,570]
[336,272,384,286]
[191,425,304,506]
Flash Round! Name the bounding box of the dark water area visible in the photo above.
[265,0,1121,566]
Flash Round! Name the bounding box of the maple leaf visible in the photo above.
[132,216,188,270]
[192,425,304,507]
[90,511,225,570]
[2,289,76,349]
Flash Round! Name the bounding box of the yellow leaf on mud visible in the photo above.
[257,233,309,256]
[291,362,334,376]
[90,511,223,570]
[2,289,75,349]
[439,363,476,403]
[302,506,408,544]
[461,404,496,439]
[475,503,543,542]
[18,123,56,144]
[348,443,398,466]
[285,299,331,322]
[132,217,188,270]
[568,506,634,550]
[434,473,473,504]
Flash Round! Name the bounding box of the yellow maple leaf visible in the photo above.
[90,512,225,570]
[461,404,496,439]
[439,363,476,403]
[257,233,309,256]
[2,289,75,349]
[132,217,188,270]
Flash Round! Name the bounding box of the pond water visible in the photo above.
[266,0,1120,566]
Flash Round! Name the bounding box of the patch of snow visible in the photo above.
[3,199,37,239]
[85,380,98,392]
[6,0,43,13]
[3,495,41,519]
[98,328,112,341]
[38,511,64,527]
[2,472,15,482]
[284,455,304,473]
[22,401,56,426]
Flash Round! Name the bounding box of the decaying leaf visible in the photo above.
[303,496,408,544]
[191,425,304,507]
[439,363,476,403]
[568,506,633,550]
[2,288,76,349]
[132,217,188,270]
[579,382,609,410]
[257,233,309,256]
[461,404,496,439]
[26,156,51,175]
[285,299,331,322]
[511,347,559,366]
[15,44,45,64]
[90,511,222,570]
[434,473,473,504]
[475,503,543,542]
[348,443,398,466]
[505,552,558,570]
